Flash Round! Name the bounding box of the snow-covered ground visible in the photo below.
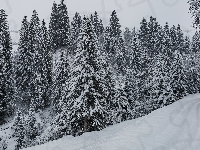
[23,94,200,150]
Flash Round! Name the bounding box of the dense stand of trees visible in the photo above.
[0,0,200,149]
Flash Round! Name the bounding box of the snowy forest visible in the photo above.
[0,0,200,149]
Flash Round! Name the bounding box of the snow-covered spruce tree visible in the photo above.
[112,82,134,123]
[12,109,25,137]
[123,27,132,47]
[170,25,184,56]
[57,0,71,48]
[114,37,127,74]
[137,17,151,69]
[123,27,140,70]
[161,22,171,55]
[0,9,13,124]
[176,24,185,55]
[191,30,200,53]
[148,52,173,108]
[52,50,69,113]
[66,17,110,136]
[37,19,52,108]
[71,12,82,55]
[109,10,121,37]
[105,10,122,61]
[90,12,104,50]
[28,10,47,109]
[170,50,187,101]
[108,10,127,74]
[21,10,38,108]
[126,28,140,70]
[124,69,137,117]
[183,54,199,94]
[49,1,59,51]
[24,106,40,147]
[123,32,143,116]
[147,16,160,57]
[12,110,26,149]
[188,0,200,29]
[183,36,191,54]
[166,24,187,101]
[135,18,152,114]
[191,51,200,92]
[14,16,32,108]
[123,27,132,69]
[91,11,104,37]
[138,17,149,48]
[103,26,112,56]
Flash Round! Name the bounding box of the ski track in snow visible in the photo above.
[22,94,200,150]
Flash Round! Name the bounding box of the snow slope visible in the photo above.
[24,94,200,150]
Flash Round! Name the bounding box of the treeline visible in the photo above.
[0,0,200,149]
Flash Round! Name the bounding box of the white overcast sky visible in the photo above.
[1,0,195,35]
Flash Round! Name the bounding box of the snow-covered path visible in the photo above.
[24,94,200,150]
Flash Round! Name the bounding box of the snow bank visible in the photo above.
[24,94,200,150]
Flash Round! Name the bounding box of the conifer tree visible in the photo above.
[37,19,52,107]
[49,1,59,50]
[176,24,185,54]
[53,50,69,112]
[163,22,171,55]
[188,0,200,29]
[91,11,104,37]
[66,17,110,136]
[138,17,149,48]
[150,52,173,107]
[15,16,31,107]
[12,109,25,137]
[147,16,160,57]
[123,27,132,47]
[183,54,199,94]
[191,31,200,53]
[183,36,191,54]
[71,12,82,55]
[112,82,133,123]
[0,9,13,124]
[107,10,126,74]
[57,0,71,48]
[12,110,26,149]
[109,10,122,37]
[170,51,187,100]
[103,26,112,56]
[28,10,41,108]
[25,106,39,147]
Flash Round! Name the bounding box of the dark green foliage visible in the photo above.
[0,9,13,124]
[2,1,200,145]
[71,12,82,55]
[49,1,59,50]
[52,50,69,113]
[14,16,31,107]
[66,17,112,136]
[57,0,71,48]
[191,31,200,53]
[37,19,52,108]
[91,11,104,37]
[109,10,122,37]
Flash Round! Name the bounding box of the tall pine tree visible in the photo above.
[49,1,59,51]
[57,0,71,48]
[0,9,13,124]
[66,17,110,136]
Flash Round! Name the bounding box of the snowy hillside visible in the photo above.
[23,94,200,150]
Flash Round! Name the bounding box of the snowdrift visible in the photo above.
[24,94,200,150]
